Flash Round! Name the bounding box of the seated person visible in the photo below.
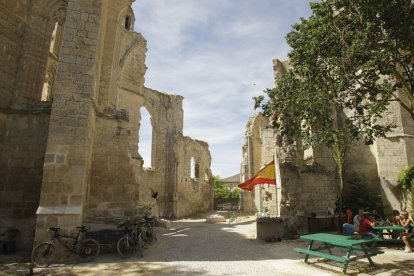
[387,210,400,225]
[372,210,385,225]
[345,207,353,224]
[353,208,364,232]
[399,211,413,253]
[359,212,376,238]
[342,223,355,235]
[387,210,402,238]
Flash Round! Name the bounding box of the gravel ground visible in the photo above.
[1,213,414,275]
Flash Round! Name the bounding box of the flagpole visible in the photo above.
[273,155,279,217]
[259,184,263,215]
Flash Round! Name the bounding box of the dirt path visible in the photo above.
[1,214,413,275]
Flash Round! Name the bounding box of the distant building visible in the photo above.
[221,174,241,192]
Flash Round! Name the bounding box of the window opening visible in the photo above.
[195,163,200,179]
[41,21,63,102]
[138,107,153,168]
[190,157,196,179]
[125,15,131,30]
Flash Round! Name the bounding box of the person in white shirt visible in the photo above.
[353,208,364,232]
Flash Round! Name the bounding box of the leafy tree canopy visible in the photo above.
[255,0,413,149]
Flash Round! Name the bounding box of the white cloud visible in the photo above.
[132,0,312,177]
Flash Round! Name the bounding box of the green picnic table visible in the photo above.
[372,225,414,243]
[372,225,405,240]
[294,233,383,273]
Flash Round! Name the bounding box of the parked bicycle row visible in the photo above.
[31,216,158,267]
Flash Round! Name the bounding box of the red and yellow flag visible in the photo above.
[238,160,276,191]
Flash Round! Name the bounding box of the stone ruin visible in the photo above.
[241,58,414,234]
[0,0,213,250]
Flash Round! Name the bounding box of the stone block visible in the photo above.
[256,221,285,240]
[206,214,225,224]
[158,219,171,229]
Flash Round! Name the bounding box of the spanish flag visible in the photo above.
[238,160,276,191]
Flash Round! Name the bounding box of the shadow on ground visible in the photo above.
[1,214,413,275]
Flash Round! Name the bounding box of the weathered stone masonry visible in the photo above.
[0,0,213,250]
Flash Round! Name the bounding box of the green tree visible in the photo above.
[213,175,241,199]
[397,165,414,209]
[255,0,414,219]
[343,173,382,214]
[213,175,230,198]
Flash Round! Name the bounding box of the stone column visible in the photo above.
[34,0,105,242]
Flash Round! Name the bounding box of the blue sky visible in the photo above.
[132,0,313,178]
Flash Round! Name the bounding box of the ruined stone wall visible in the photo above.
[0,0,31,107]
[0,0,55,250]
[175,137,213,217]
[260,127,279,216]
[34,0,107,245]
[240,114,267,213]
[241,59,339,233]
[277,163,337,234]
[85,3,148,221]
[0,110,51,250]
[1,0,213,251]
[86,85,188,221]
[83,1,213,220]
[342,93,414,215]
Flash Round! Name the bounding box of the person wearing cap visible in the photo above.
[358,212,376,238]
[398,211,413,253]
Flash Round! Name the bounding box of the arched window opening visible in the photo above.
[138,107,153,168]
[190,157,200,180]
[190,157,196,180]
[41,21,63,102]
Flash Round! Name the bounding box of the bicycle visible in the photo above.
[140,215,157,244]
[31,226,100,267]
[116,220,144,259]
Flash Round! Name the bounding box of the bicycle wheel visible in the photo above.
[116,236,134,259]
[31,242,56,267]
[77,238,100,262]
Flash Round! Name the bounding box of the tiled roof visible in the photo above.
[220,173,240,184]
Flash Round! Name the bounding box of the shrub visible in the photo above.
[397,165,414,190]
